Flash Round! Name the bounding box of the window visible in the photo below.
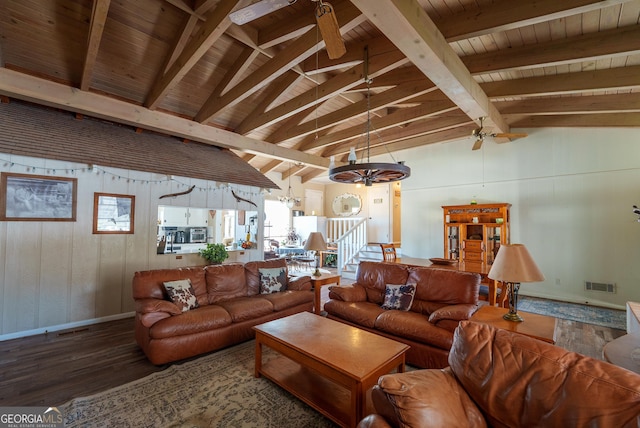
[264,200,290,244]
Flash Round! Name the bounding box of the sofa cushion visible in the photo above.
[133,267,208,306]
[259,267,287,294]
[149,305,232,339]
[215,296,274,323]
[253,290,313,311]
[375,368,487,428]
[375,311,454,350]
[381,283,416,311]
[356,261,409,305]
[450,321,640,427]
[163,279,199,312]
[323,300,385,329]
[407,268,480,313]
[245,258,289,295]
[205,263,248,304]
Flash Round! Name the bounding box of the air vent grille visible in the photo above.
[584,281,616,293]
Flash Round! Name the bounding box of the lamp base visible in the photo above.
[503,282,524,322]
[503,311,524,322]
[312,267,322,277]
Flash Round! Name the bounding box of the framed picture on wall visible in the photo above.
[0,172,77,221]
[93,193,135,234]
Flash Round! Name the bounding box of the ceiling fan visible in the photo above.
[471,117,528,150]
[229,0,346,59]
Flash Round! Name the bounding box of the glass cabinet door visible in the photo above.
[446,225,460,260]
[485,225,502,265]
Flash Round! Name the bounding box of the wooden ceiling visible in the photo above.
[0,0,639,183]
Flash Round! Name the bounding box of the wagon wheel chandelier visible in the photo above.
[328,47,410,186]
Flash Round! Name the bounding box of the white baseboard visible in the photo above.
[0,312,135,342]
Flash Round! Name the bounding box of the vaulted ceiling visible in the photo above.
[0,0,639,184]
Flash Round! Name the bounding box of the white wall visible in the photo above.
[398,127,640,310]
[0,155,264,338]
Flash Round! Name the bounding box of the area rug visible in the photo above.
[518,296,626,330]
[61,341,338,428]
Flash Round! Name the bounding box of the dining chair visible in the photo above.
[379,243,397,262]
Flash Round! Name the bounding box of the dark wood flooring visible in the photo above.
[0,317,163,406]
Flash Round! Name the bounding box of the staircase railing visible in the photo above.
[330,217,367,275]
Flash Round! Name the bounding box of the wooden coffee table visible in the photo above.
[254,312,409,428]
[471,305,557,344]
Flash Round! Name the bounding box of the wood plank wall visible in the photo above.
[0,155,264,338]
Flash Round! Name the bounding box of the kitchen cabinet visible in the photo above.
[442,203,510,266]
[160,206,209,227]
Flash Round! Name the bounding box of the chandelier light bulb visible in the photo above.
[348,147,357,164]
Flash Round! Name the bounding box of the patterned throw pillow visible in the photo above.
[259,267,287,294]
[164,279,199,312]
[381,283,416,311]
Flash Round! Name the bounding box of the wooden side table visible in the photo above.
[470,305,557,344]
[310,273,340,315]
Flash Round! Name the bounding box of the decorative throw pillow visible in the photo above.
[163,279,199,312]
[259,267,287,294]
[381,283,416,311]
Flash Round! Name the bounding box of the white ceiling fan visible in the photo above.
[471,117,528,150]
[229,0,346,59]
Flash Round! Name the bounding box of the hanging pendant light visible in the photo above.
[279,163,301,209]
[329,47,410,186]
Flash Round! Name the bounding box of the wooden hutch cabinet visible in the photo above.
[442,203,510,266]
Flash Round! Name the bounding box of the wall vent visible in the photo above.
[584,281,616,293]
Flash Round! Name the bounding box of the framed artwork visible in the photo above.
[93,193,135,234]
[0,172,77,221]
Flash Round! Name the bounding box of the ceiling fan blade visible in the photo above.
[472,138,483,151]
[229,0,293,25]
[492,132,528,139]
[315,2,346,59]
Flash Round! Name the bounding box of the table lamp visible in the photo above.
[488,244,545,322]
[303,232,327,277]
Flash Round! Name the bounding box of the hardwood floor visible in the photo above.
[0,317,163,406]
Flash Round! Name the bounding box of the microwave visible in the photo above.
[190,228,207,243]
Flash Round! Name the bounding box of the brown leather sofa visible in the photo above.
[133,258,312,365]
[359,320,640,427]
[324,261,480,369]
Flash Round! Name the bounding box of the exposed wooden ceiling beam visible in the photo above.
[303,94,456,151]
[236,46,407,135]
[464,25,640,75]
[350,0,509,133]
[482,65,640,98]
[0,68,329,168]
[80,0,110,91]
[507,113,640,127]
[260,159,282,174]
[237,72,303,134]
[496,93,640,115]
[145,1,245,110]
[323,114,473,157]
[195,0,365,123]
[272,80,436,145]
[435,0,635,42]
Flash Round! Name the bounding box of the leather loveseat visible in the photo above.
[324,261,481,368]
[133,258,312,365]
[358,320,640,428]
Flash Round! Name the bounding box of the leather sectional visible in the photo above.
[359,321,640,427]
[324,261,481,369]
[132,258,312,365]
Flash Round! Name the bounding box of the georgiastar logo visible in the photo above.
[0,406,63,428]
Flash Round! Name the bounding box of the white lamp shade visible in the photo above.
[488,244,545,283]
[303,232,327,251]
